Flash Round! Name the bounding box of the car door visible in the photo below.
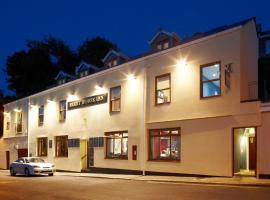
[17,159,25,174]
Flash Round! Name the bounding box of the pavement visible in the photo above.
[1,170,270,187]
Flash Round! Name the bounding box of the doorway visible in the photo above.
[6,151,10,169]
[80,140,88,170]
[233,127,256,176]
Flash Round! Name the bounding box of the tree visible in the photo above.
[78,37,119,67]
[5,37,80,97]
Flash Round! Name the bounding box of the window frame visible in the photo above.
[155,73,171,105]
[59,100,67,122]
[55,135,68,157]
[37,137,48,157]
[38,105,44,126]
[110,86,121,113]
[200,61,222,99]
[105,131,128,160]
[15,111,22,134]
[148,127,181,161]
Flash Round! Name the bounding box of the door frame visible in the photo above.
[80,139,88,170]
[232,126,257,177]
[6,151,10,170]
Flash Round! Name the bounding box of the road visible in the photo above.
[0,174,270,200]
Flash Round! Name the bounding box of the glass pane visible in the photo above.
[171,130,179,135]
[157,89,170,104]
[203,81,220,97]
[111,87,121,100]
[106,138,114,157]
[111,99,120,112]
[122,133,128,137]
[60,101,66,110]
[160,130,170,135]
[202,64,220,81]
[157,75,170,90]
[160,137,170,158]
[150,136,160,159]
[171,136,180,159]
[150,130,159,136]
[114,138,122,156]
[122,138,128,155]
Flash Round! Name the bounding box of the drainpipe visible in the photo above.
[141,65,146,176]
[27,97,30,157]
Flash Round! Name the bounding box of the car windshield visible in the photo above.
[26,158,45,163]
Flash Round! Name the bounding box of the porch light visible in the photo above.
[127,74,136,81]
[13,108,21,112]
[3,112,9,115]
[176,59,187,68]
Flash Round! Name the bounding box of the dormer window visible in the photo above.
[79,70,89,78]
[102,50,129,68]
[55,71,75,85]
[57,79,66,85]
[75,62,98,78]
[149,29,180,51]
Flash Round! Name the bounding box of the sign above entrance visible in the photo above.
[67,93,108,110]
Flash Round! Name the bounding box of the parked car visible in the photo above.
[10,157,55,177]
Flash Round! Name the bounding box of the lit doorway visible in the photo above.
[233,127,256,176]
[80,140,88,170]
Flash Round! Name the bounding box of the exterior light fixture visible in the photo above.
[47,99,53,103]
[13,108,21,112]
[3,112,9,115]
[176,59,187,68]
[127,74,136,81]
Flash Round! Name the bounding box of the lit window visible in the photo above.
[59,100,66,122]
[163,42,169,49]
[58,79,66,85]
[80,70,88,78]
[6,121,10,130]
[201,62,221,98]
[110,86,121,112]
[149,128,180,161]
[38,105,44,126]
[55,135,68,157]
[15,111,22,134]
[266,40,270,54]
[37,137,48,157]
[113,60,118,66]
[157,44,162,50]
[105,131,128,159]
[155,74,171,105]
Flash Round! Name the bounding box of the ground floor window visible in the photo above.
[37,137,48,157]
[105,131,128,159]
[55,135,68,157]
[149,128,180,161]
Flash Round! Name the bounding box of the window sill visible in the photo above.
[200,94,221,99]
[105,157,128,160]
[148,159,180,163]
[155,102,171,106]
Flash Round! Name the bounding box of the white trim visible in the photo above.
[4,25,243,107]
[149,30,173,44]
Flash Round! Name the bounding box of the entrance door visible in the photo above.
[249,137,256,170]
[80,140,88,170]
[18,148,28,158]
[233,127,256,176]
[6,151,10,169]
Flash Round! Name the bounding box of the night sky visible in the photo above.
[1,0,270,95]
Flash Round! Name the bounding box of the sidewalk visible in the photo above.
[55,171,270,187]
[1,170,270,187]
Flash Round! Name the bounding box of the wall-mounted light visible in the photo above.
[3,112,9,115]
[13,108,21,112]
[176,59,187,68]
[127,74,136,81]
[47,99,54,103]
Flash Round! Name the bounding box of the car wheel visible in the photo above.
[25,168,30,177]
[48,173,54,176]
[10,168,16,176]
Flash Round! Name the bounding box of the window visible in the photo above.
[200,62,221,98]
[79,70,88,78]
[38,105,44,126]
[163,41,169,49]
[58,79,66,85]
[266,40,270,54]
[155,74,171,105]
[55,135,68,157]
[149,128,180,161]
[6,121,10,131]
[110,86,121,112]
[37,137,48,157]
[59,100,66,122]
[15,111,22,133]
[105,131,128,159]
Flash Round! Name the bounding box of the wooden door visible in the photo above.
[6,151,10,169]
[18,148,28,158]
[249,137,256,170]
[80,140,88,170]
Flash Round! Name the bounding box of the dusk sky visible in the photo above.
[1,0,270,95]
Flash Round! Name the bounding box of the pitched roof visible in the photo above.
[75,61,99,75]
[54,71,75,81]
[149,28,181,44]
[102,49,130,63]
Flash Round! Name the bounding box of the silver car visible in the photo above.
[10,157,55,176]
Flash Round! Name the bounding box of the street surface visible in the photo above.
[0,174,270,200]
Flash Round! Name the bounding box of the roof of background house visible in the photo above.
[54,70,75,81]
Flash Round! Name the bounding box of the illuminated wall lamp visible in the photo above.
[13,108,21,112]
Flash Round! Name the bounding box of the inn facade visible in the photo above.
[1,17,270,178]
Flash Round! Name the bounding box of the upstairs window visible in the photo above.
[105,131,128,159]
[157,41,169,50]
[79,70,88,78]
[15,111,22,134]
[58,79,66,85]
[6,121,10,131]
[200,62,221,98]
[55,135,68,157]
[37,137,48,157]
[59,100,66,122]
[110,86,121,112]
[155,74,171,105]
[107,59,118,68]
[38,105,44,126]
